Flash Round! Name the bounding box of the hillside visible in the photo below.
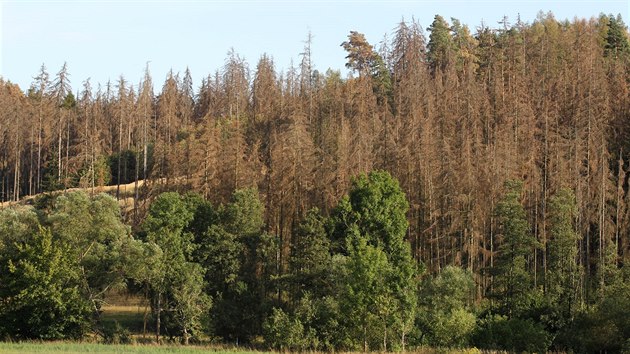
[0,13,629,352]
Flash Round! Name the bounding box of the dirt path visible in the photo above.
[0,180,146,209]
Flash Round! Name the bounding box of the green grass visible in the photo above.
[0,295,260,353]
[0,342,259,354]
[100,305,147,334]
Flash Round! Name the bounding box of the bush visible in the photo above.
[416,266,477,348]
[0,226,92,340]
[435,307,477,347]
[556,273,630,353]
[473,314,551,352]
[262,308,305,350]
[101,321,132,344]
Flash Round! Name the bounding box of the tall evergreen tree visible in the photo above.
[426,15,454,73]
[493,180,539,317]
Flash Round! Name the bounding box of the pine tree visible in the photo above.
[546,188,581,330]
[493,180,539,317]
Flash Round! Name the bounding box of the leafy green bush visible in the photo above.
[101,321,132,344]
[473,314,551,352]
[416,266,477,348]
[262,308,305,350]
[556,269,630,353]
[0,226,92,340]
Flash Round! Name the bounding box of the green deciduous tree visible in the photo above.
[199,188,271,342]
[222,188,265,238]
[0,195,152,341]
[171,262,211,345]
[196,225,243,295]
[46,192,133,315]
[263,307,305,351]
[341,231,392,351]
[332,170,418,351]
[142,191,199,343]
[0,225,91,339]
[331,170,410,259]
[0,207,41,250]
[417,266,476,348]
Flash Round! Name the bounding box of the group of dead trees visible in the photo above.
[0,12,629,301]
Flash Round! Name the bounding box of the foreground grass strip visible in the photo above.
[0,342,259,354]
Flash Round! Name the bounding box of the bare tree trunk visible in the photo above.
[37,105,43,193]
[156,292,161,344]
[183,327,189,346]
[363,325,368,353]
[58,111,63,184]
[65,116,70,185]
[599,136,606,290]
[13,130,20,202]
[616,152,624,259]
[401,330,406,352]
[29,126,34,196]
[117,107,123,200]
[134,147,140,222]
[383,323,387,352]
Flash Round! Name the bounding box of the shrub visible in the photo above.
[262,308,305,350]
[101,321,132,344]
[472,314,551,352]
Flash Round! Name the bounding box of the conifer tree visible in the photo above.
[493,180,539,317]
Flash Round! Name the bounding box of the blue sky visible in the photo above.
[1,0,629,92]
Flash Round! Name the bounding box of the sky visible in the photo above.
[1,0,629,93]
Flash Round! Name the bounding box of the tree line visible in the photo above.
[1,172,628,351]
[0,12,629,351]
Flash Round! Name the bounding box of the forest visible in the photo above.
[0,12,630,352]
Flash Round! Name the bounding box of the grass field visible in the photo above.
[0,342,482,354]
[0,342,258,354]
[101,304,147,335]
[0,303,249,354]
[0,303,255,353]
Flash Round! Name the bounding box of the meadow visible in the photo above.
[0,342,258,354]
